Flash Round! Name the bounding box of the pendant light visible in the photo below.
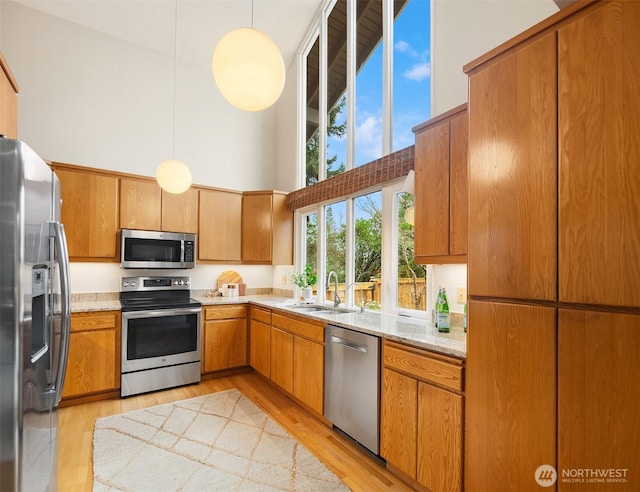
[157,0,192,194]
[211,0,285,112]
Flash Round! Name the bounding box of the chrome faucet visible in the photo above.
[345,281,366,312]
[327,271,341,307]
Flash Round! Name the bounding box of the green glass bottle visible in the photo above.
[435,287,443,329]
[463,303,467,333]
[438,288,450,333]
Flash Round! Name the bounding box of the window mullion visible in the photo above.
[346,0,356,172]
[382,0,393,156]
[319,5,329,182]
[345,197,355,307]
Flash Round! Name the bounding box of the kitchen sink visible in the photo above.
[287,304,354,314]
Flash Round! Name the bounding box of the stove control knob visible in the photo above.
[122,281,129,287]
[185,280,190,286]
[173,280,179,286]
[178,280,184,285]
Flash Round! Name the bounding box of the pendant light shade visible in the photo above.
[156,159,192,194]
[212,27,285,112]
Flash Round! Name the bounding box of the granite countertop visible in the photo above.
[71,294,467,359]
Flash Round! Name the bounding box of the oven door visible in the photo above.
[121,306,201,374]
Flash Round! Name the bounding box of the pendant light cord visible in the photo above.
[172,0,178,160]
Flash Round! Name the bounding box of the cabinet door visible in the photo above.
[203,319,247,372]
[468,32,557,301]
[270,327,293,393]
[161,188,198,233]
[120,178,161,231]
[293,336,324,414]
[55,168,119,260]
[199,189,242,261]
[558,309,640,491]
[449,111,468,256]
[249,319,271,378]
[466,300,556,491]
[242,193,273,263]
[417,382,463,492]
[62,311,119,398]
[414,120,450,258]
[558,0,640,307]
[0,53,18,139]
[380,367,417,479]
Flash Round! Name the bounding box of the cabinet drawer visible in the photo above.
[272,313,324,343]
[383,340,463,392]
[204,304,247,320]
[70,311,119,332]
[251,306,271,325]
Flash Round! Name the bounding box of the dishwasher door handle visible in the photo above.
[330,335,368,353]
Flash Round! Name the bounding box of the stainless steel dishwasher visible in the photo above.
[324,324,380,455]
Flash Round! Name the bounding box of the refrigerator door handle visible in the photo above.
[49,221,71,405]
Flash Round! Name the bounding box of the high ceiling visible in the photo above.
[10,0,324,70]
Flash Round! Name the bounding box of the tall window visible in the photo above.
[298,0,430,316]
[301,0,430,184]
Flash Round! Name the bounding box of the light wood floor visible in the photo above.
[57,371,415,491]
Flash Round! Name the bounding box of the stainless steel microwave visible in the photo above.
[121,229,196,269]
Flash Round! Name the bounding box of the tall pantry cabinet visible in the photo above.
[464,1,640,491]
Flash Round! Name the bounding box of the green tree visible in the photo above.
[397,193,426,309]
[305,96,347,186]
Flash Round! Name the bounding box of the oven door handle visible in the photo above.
[122,306,202,320]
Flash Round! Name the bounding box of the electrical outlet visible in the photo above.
[281,275,288,286]
[457,287,467,304]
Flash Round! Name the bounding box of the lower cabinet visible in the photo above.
[202,305,247,373]
[381,340,464,492]
[249,307,325,416]
[62,310,120,400]
[249,306,272,378]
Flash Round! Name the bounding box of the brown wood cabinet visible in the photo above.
[242,191,293,265]
[62,310,120,400]
[467,32,557,301]
[53,165,119,261]
[270,311,325,415]
[558,309,640,491]
[249,306,271,378]
[202,305,247,373]
[412,104,468,264]
[465,2,640,490]
[119,178,162,231]
[381,340,464,492]
[465,301,556,491]
[0,52,18,139]
[161,188,198,233]
[557,1,640,307]
[198,188,242,261]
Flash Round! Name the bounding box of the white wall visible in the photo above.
[273,60,300,193]
[1,1,279,192]
[431,0,559,115]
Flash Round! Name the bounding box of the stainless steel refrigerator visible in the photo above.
[0,137,71,491]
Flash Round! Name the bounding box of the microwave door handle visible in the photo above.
[49,221,71,406]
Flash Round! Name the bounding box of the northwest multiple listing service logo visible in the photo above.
[535,465,630,487]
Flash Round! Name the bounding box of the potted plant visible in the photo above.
[291,264,317,301]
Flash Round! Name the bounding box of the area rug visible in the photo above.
[92,389,349,491]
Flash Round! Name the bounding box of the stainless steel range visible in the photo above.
[120,276,202,397]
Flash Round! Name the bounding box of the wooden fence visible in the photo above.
[321,278,426,310]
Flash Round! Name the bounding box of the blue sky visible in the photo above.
[327,0,431,172]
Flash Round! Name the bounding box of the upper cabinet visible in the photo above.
[467,33,557,301]
[242,191,293,265]
[119,178,162,231]
[412,104,468,265]
[119,177,198,233]
[557,0,640,307]
[52,164,119,261]
[0,52,19,139]
[199,188,242,262]
[161,188,198,233]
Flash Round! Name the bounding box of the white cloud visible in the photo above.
[403,62,431,82]
[395,40,412,53]
[356,114,383,163]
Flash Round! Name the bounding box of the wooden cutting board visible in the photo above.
[217,270,243,289]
